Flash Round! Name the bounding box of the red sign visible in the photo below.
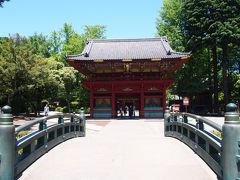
[183,97,189,106]
[172,104,180,112]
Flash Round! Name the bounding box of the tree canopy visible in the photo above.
[0,0,9,7]
[0,23,106,114]
[156,0,184,51]
[156,0,240,113]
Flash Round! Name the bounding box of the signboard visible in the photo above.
[183,97,189,106]
[172,104,180,112]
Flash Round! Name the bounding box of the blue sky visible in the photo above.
[0,0,163,39]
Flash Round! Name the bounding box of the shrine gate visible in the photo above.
[67,37,190,118]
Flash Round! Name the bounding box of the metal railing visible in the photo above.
[164,103,240,180]
[0,106,86,180]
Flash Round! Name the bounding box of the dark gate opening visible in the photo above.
[116,93,140,119]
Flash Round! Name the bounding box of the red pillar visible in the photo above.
[90,85,94,118]
[140,83,144,118]
[111,84,115,118]
[112,93,115,118]
[163,84,166,112]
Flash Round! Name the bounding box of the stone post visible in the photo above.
[80,107,85,120]
[183,113,188,123]
[164,108,170,136]
[80,107,86,136]
[196,120,204,130]
[39,120,47,130]
[222,103,240,180]
[0,106,15,180]
[58,115,64,124]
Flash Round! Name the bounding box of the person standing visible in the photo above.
[133,105,136,118]
[119,106,123,118]
[124,105,128,117]
[44,104,49,116]
[129,105,133,118]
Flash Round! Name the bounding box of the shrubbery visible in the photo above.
[55,107,63,112]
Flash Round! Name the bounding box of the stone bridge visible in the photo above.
[1,104,239,180]
[19,119,217,180]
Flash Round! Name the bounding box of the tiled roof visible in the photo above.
[67,37,190,61]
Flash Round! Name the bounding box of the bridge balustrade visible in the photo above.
[164,103,240,180]
[0,106,86,180]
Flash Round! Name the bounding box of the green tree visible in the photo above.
[28,33,51,58]
[25,57,64,115]
[0,24,107,114]
[0,0,9,7]
[181,0,240,107]
[61,23,84,60]
[156,0,213,112]
[232,74,240,101]
[228,46,240,103]
[0,35,64,114]
[180,0,221,112]
[51,24,106,110]
[0,34,35,106]
[156,0,184,51]
[0,37,14,105]
[49,23,106,64]
[49,31,62,62]
[57,66,79,112]
[174,49,211,95]
[82,25,106,40]
[214,0,240,105]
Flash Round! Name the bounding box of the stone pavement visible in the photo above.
[19,119,218,180]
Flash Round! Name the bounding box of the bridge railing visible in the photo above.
[164,103,240,180]
[0,106,86,180]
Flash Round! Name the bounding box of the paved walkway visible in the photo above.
[19,120,217,180]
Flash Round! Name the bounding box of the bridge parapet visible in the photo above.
[165,103,240,180]
[0,106,86,180]
[222,103,240,180]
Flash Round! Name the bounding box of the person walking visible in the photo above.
[44,104,49,116]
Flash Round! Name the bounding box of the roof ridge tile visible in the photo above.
[89,37,164,43]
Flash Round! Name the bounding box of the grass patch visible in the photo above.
[211,129,222,138]
[17,130,29,140]
[17,131,29,155]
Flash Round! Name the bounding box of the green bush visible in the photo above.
[62,106,68,113]
[17,131,29,140]
[70,101,79,110]
[72,109,80,113]
[85,107,90,114]
[17,131,29,155]
[211,130,222,138]
[55,107,63,112]
[41,99,49,106]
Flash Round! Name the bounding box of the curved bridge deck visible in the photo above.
[19,119,217,180]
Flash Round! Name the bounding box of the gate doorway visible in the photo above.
[116,94,140,119]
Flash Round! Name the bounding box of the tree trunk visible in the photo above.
[7,94,13,106]
[222,43,229,106]
[238,61,240,74]
[37,100,41,116]
[31,103,37,117]
[207,48,213,113]
[7,95,11,105]
[212,45,219,113]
